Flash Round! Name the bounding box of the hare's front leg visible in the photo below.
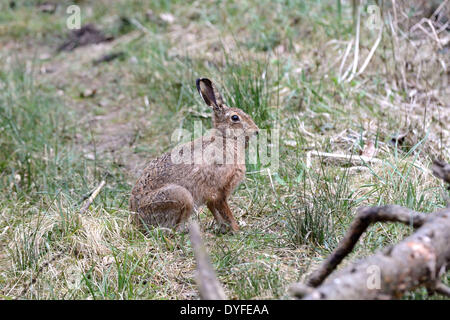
[207,199,239,232]
[134,184,194,230]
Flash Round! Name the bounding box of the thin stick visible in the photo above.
[80,180,106,215]
[305,150,383,168]
[338,39,354,82]
[431,0,448,20]
[345,4,361,82]
[355,23,384,77]
[411,18,444,48]
[389,2,408,91]
[267,168,277,195]
[189,221,227,300]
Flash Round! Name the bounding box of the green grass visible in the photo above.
[0,0,448,300]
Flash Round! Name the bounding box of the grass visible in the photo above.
[0,0,449,299]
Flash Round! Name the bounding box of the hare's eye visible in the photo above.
[231,115,240,122]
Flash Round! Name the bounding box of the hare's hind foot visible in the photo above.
[206,221,236,234]
[133,184,194,230]
[207,200,239,232]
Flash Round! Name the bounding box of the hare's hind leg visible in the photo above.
[134,184,194,230]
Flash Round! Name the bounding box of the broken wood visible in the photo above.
[290,205,450,299]
[189,221,227,300]
[305,205,427,288]
[290,161,450,300]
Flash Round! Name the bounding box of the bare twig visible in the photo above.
[344,3,361,83]
[338,39,354,82]
[189,221,227,300]
[80,180,106,215]
[387,10,408,91]
[410,18,444,49]
[355,23,384,77]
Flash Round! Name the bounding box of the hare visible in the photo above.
[129,78,259,232]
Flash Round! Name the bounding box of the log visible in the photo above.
[290,161,450,300]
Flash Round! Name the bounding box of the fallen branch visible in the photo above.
[306,205,427,288]
[189,221,227,300]
[290,161,450,300]
[290,205,450,299]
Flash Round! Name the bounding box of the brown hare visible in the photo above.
[129,78,259,232]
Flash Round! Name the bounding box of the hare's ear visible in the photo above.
[196,78,224,112]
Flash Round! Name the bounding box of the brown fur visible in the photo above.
[130,78,259,232]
